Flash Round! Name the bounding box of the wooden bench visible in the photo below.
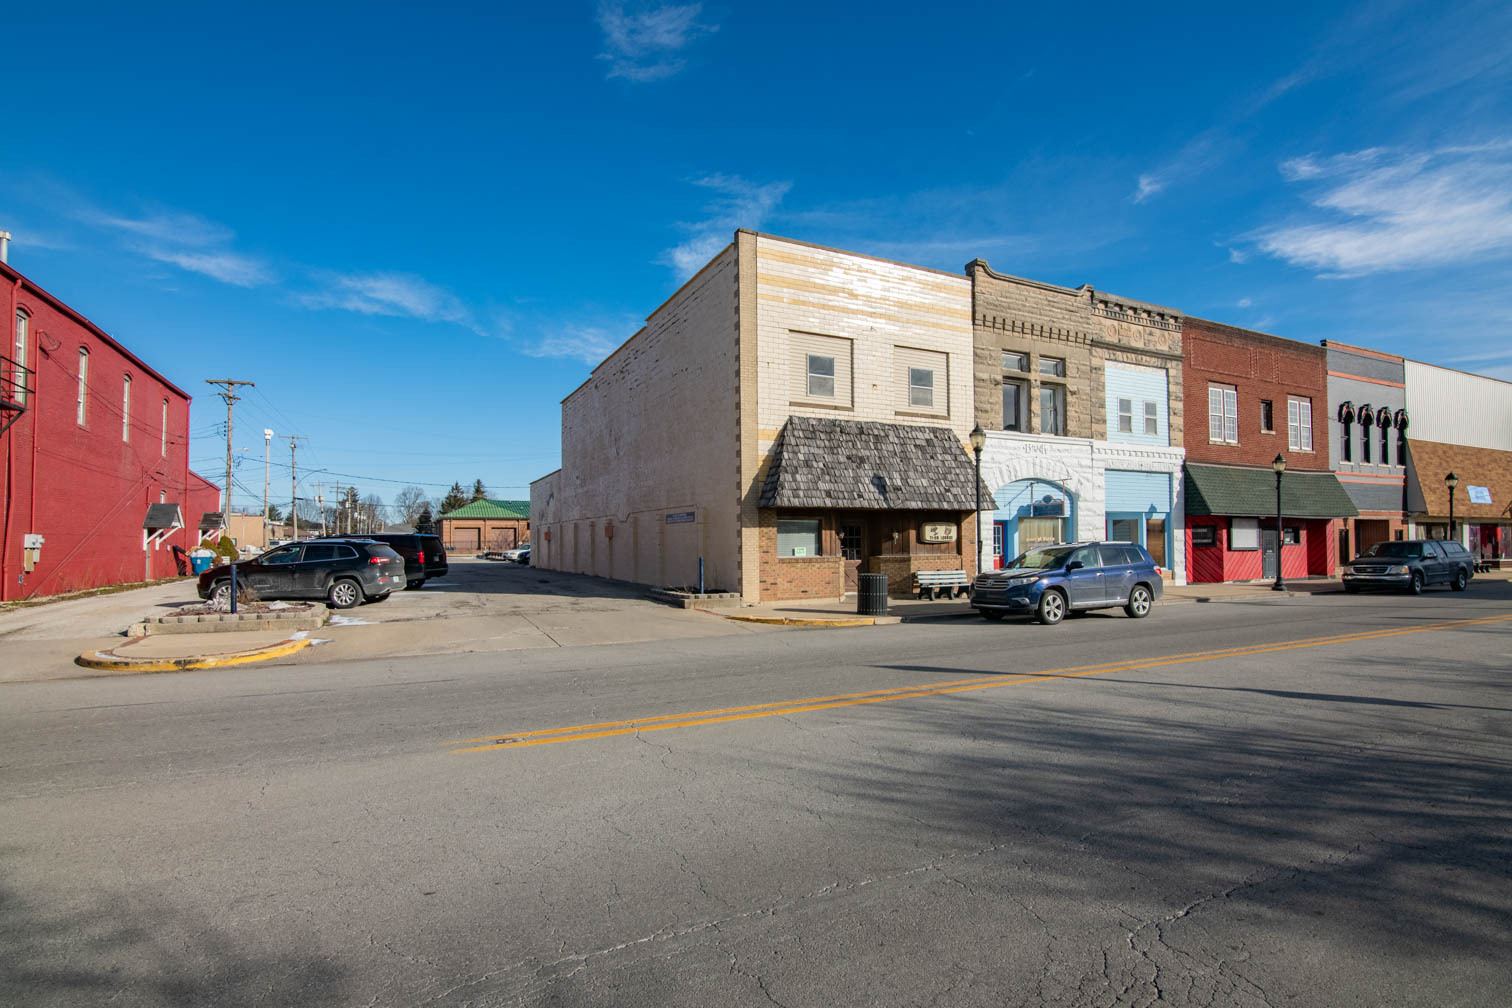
[914,569,970,600]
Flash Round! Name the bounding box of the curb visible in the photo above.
[702,610,900,627]
[74,636,313,674]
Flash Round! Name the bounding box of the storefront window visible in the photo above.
[1230,517,1260,550]
[777,519,821,557]
[1145,517,1167,567]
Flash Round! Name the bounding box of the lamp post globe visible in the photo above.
[1271,454,1286,591]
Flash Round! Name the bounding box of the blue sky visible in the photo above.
[5,1,1511,518]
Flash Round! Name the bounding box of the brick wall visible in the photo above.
[2,265,200,599]
[1182,317,1330,470]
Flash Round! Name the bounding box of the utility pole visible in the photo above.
[263,429,273,545]
[283,435,307,540]
[205,380,255,523]
[314,482,328,536]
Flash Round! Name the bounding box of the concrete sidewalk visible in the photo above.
[716,577,1353,625]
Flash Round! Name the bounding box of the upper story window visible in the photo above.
[1208,383,1238,444]
[1002,351,1028,372]
[1380,418,1391,465]
[1003,380,1026,432]
[13,309,28,405]
[908,368,934,408]
[161,398,169,456]
[76,348,90,426]
[1287,396,1313,451]
[1360,415,1372,462]
[1144,401,1158,436]
[122,374,132,442]
[1341,412,1353,461]
[1039,357,1066,378]
[1117,398,1133,433]
[1040,384,1066,436]
[806,354,835,398]
[1260,399,1275,433]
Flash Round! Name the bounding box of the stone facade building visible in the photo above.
[965,260,1188,582]
[532,231,984,602]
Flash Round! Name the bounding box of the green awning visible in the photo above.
[1184,463,1359,519]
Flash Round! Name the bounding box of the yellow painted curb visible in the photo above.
[74,636,313,674]
[709,612,879,627]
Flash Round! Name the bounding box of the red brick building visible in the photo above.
[1180,318,1357,583]
[1,260,220,600]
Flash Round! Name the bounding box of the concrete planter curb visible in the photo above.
[648,589,742,610]
[130,608,329,637]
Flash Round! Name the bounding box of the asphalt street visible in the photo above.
[2,578,1510,1006]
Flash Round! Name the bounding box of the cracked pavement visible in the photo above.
[2,579,1510,1005]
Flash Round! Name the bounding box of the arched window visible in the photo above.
[161,398,169,456]
[122,374,132,442]
[13,308,28,405]
[76,348,90,425]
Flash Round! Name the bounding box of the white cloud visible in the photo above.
[1133,173,1166,204]
[1254,141,1512,276]
[93,210,234,247]
[1237,297,1253,308]
[143,248,274,287]
[300,271,473,326]
[596,2,717,82]
[523,326,622,364]
[661,174,791,278]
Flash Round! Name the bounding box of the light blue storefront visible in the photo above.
[1104,469,1173,571]
[990,478,1077,567]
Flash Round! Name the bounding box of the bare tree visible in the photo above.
[394,486,430,524]
[360,494,384,533]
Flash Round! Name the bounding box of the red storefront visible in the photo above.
[1,260,220,600]
[1181,318,1356,582]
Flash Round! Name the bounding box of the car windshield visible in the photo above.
[1007,546,1076,570]
[1359,542,1421,559]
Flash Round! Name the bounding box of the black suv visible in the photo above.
[1343,539,1474,594]
[312,532,447,589]
[972,541,1164,625]
[196,539,405,609]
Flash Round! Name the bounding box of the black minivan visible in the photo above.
[312,533,448,588]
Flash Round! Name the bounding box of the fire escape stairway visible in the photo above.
[0,354,32,438]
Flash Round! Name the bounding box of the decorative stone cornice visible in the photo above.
[1089,290,1183,332]
[976,313,1095,345]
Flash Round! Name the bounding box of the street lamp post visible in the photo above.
[263,428,273,545]
[1445,471,1458,541]
[969,424,987,576]
[1271,454,1287,592]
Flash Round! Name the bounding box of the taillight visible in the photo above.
[418,550,425,564]
[369,556,389,564]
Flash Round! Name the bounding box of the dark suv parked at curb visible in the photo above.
[1342,539,1473,594]
[312,532,447,588]
[196,539,406,609]
[972,541,1164,625]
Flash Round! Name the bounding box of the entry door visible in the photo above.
[839,522,863,591]
[1261,529,1279,580]
[992,522,1007,569]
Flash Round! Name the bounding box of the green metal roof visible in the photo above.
[439,499,530,520]
[1184,463,1358,519]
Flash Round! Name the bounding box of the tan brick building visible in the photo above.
[532,231,985,602]
[966,261,1189,582]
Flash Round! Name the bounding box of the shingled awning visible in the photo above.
[198,511,226,531]
[1185,463,1358,519]
[760,416,990,510]
[142,503,183,530]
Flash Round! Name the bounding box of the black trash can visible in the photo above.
[857,572,889,616]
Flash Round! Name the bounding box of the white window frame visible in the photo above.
[1287,396,1313,451]
[806,354,835,399]
[1117,398,1133,433]
[1208,384,1238,444]
[1003,379,1026,432]
[76,348,90,426]
[13,309,28,405]
[122,374,132,442]
[908,367,934,408]
[1143,400,1158,436]
[161,398,169,456]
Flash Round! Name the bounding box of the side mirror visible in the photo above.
[1064,560,1084,572]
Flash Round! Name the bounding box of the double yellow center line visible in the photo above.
[452,613,1511,754]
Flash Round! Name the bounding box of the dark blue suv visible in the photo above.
[972,541,1164,625]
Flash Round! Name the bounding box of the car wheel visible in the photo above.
[1124,584,1153,619]
[406,578,426,590]
[209,580,231,607]
[1407,571,1424,596]
[1036,589,1066,626]
[328,578,362,609]
[1451,568,1468,592]
[979,609,1004,621]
